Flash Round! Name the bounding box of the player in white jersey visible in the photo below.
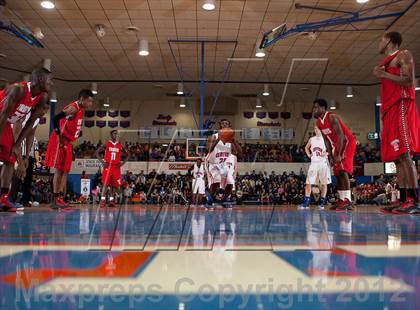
[191,158,206,204]
[299,126,331,209]
[205,119,241,204]
[221,154,237,191]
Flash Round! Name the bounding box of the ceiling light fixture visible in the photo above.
[356,0,369,3]
[256,98,263,108]
[43,58,52,72]
[415,78,420,91]
[180,98,186,108]
[50,91,57,103]
[41,1,55,9]
[138,39,149,56]
[346,86,354,98]
[104,97,110,107]
[202,0,216,11]
[255,44,265,58]
[177,83,184,95]
[330,99,337,110]
[262,84,270,96]
[376,96,381,106]
[91,82,98,95]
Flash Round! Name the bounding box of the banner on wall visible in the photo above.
[85,110,95,118]
[138,127,159,139]
[96,110,106,118]
[243,112,254,119]
[261,128,281,140]
[282,128,294,140]
[108,110,119,118]
[120,121,130,128]
[178,128,194,138]
[84,120,94,128]
[80,179,91,197]
[302,112,312,119]
[96,120,106,128]
[39,117,47,125]
[152,114,177,126]
[160,127,176,139]
[120,111,130,118]
[281,112,291,119]
[108,121,118,128]
[242,128,260,140]
[256,112,266,119]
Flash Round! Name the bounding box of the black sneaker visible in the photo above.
[379,201,401,214]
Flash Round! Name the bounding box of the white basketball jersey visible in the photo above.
[309,136,327,163]
[207,133,232,164]
[193,163,205,180]
[225,154,237,169]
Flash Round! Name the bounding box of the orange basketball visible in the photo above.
[219,128,234,143]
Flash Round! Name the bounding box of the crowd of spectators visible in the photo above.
[37,140,382,164]
[27,169,399,206]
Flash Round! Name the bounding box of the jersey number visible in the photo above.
[111,152,116,161]
[219,158,227,164]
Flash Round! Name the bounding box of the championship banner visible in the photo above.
[120,121,130,128]
[281,112,291,119]
[96,120,106,128]
[120,111,130,118]
[108,121,118,128]
[84,110,95,118]
[243,112,254,119]
[84,120,94,128]
[80,179,91,197]
[96,110,106,118]
[302,112,312,120]
[268,112,279,119]
[108,110,119,118]
[256,112,266,119]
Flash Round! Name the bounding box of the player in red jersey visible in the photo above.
[313,98,356,212]
[44,89,94,209]
[373,32,420,215]
[0,68,52,212]
[94,130,129,208]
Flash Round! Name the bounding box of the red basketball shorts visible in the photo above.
[44,133,73,173]
[102,165,122,188]
[333,138,356,175]
[0,123,16,164]
[381,99,420,162]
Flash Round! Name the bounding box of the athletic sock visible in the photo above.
[303,196,310,205]
[338,190,345,201]
[407,188,418,203]
[1,188,9,196]
[344,190,352,202]
[319,197,327,205]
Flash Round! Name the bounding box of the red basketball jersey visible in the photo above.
[61,101,84,142]
[104,140,122,165]
[316,112,355,149]
[0,82,44,124]
[379,50,415,115]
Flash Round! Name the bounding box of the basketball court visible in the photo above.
[1,0,420,309]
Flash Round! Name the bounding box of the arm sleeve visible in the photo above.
[52,111,66,135]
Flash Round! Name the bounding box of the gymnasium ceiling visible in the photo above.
[0,0,420,103]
